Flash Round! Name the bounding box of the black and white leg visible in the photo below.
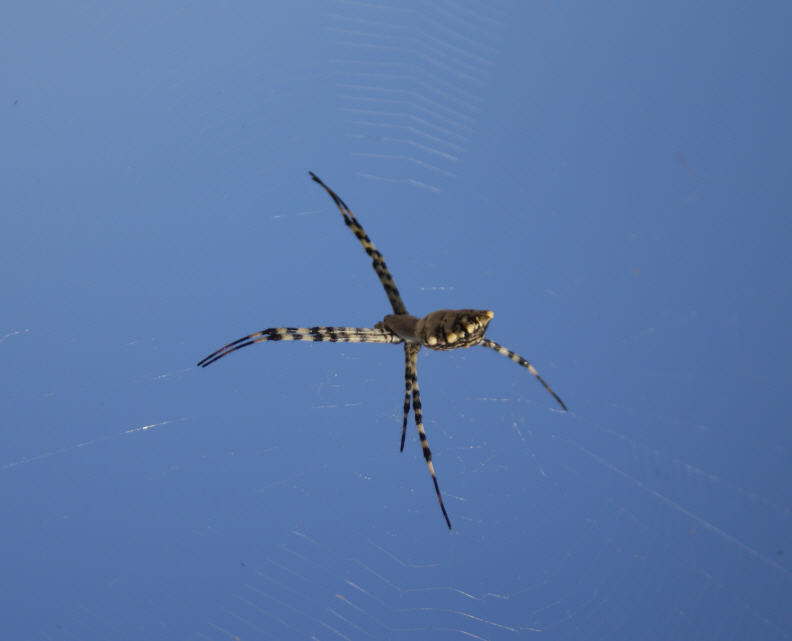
[407,343,452,529]
[400,344,411,452]
[198,326,402,368]
[310,172,409,317]
[310,172,416,451]
[480,339,567,411]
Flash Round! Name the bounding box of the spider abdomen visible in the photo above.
[381,309,494,350]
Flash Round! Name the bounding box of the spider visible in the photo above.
[198,173,567,529]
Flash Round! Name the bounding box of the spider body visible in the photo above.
[378,309,494,350]
[198,173,566,529]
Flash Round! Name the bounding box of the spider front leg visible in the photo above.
[197,326,402,368]
[310,172,409,317]
[407,343,453,530]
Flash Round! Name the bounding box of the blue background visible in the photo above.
[3,2,791,639]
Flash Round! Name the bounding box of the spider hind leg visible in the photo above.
[480,338,568,411]
[400,344,411,452]
[407,344,452,529]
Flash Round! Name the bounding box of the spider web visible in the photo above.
[329,0,503,192]
[2,2,791,640]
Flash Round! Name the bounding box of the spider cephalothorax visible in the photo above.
[378,309,494,350]
[199,173,566,529]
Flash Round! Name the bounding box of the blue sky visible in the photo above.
[2,2,791,639]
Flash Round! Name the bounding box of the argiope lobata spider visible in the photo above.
[198,173,567,529]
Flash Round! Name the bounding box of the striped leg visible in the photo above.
[198,327,402,368]
[309,172,408,316]
[480,339,568,411]
[400,345,411,452]
[407,344,452,529]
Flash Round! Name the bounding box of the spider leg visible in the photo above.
[400,344,411,452]
[480,339,568,411]
[407,344,452,529]
[309,172,409,316]
[198,327,402,368]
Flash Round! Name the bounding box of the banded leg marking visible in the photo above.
[408,344,452,529]
[480,339,568,411]
[310,172,408,316]
[400,344,411,452]
[198,327,402,368]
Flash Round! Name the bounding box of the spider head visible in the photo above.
[418,309,494,350]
